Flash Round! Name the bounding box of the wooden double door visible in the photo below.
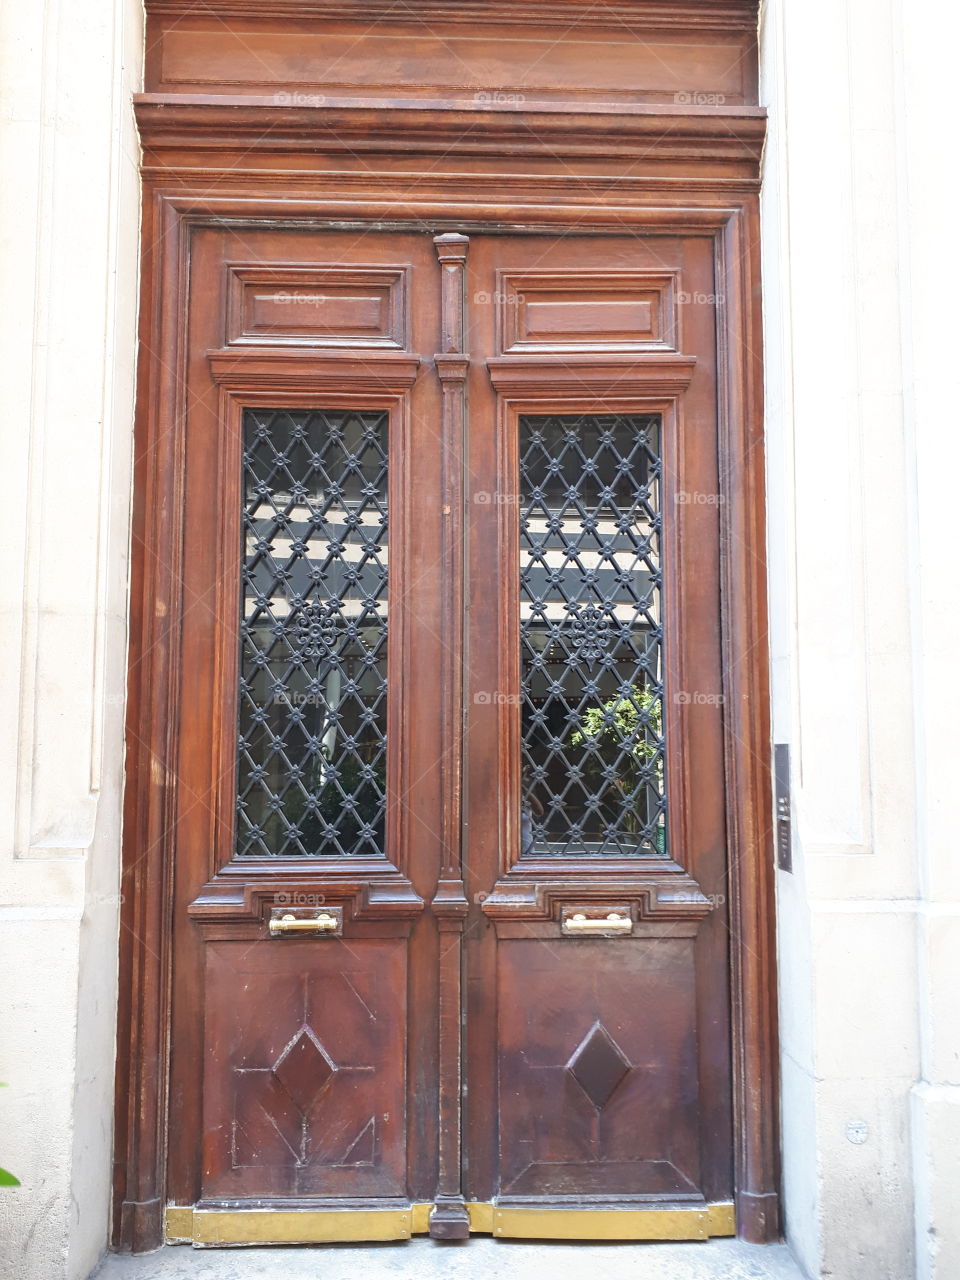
[160,222,736,1244]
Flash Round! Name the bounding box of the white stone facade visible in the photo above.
[0,1,143,1276]
[761,1,960,1276]
[0,2,956,1277]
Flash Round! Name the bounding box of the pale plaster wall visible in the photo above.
[0,1,143,1278]
[761,0,960,1277]
[897,5,960,1277]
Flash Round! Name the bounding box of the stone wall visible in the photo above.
[0,2,143,1277]
[760,1,960,1276]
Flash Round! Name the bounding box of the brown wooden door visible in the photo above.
[159,223,734,1244]
[461,233,731,1238]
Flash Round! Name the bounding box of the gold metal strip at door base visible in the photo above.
[164,1207,194,1243]
[164,1204,432,1245]
[471,1202,736,1240]
[411,1203,433,1235]
[165,1201,735,1245]
[466,1201,496,1234]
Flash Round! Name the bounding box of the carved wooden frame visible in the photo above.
[114,82,777,1250]
[189,355,425,928]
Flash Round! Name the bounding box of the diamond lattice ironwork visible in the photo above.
[272,1026,337,1114]
[519,414,666,857]
[236,408,388,857]
[566,1022,632,1110]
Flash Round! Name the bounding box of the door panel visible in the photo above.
[202,939,408,1199]
[161,223,734,1240]
[463,233,732,1215]
[168,227,444,1219]
[497,937,701,1199]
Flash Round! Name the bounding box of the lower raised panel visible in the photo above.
[496,938,702,1199]
[201,938,407,1200]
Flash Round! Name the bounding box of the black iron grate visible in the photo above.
[519,413,666,857]
[236,409,388,857]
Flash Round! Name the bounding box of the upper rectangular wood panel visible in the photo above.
[144,1,759,107]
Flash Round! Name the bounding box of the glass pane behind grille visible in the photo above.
[237,409,388,857]
[519,413,666,857]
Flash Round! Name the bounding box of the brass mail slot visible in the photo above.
[268,907,343,937]
[561,908,633,936]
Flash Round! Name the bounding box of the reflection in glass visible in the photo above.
[236,409,388,857]
[519,414,666,857]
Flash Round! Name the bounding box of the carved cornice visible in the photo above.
[207,348,421,392]
[134,97,765,170]
[487,354,697,396]
[480,872,715,923]
[188,871,425,925]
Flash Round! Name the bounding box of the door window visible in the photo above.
[519,413,666,857]
[237,408,389,858]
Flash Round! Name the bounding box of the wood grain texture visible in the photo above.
[429,233,471,1240]
[144,3,758,105]
[201,939,408,1199]
[717,206,781,1242]
[462,231,734,1217]
[495,270,679,354]
[225,265,409,349]
[145,1,760,33]
[496,939,701,1200]
[134,99,765,177]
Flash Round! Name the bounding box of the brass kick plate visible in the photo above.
[484,1202,736,1240]
[165,1204,431,1245]
[165,1202,735,1244]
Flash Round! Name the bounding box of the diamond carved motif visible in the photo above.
[566,1021,632,1110]
[272,1025,337,1114]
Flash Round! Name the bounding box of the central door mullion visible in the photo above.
[428,233,472,1240]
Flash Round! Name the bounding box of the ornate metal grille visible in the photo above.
[237,409,388,857]
[519,413,666,857]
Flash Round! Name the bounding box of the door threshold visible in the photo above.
[96,1237,806,1280]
